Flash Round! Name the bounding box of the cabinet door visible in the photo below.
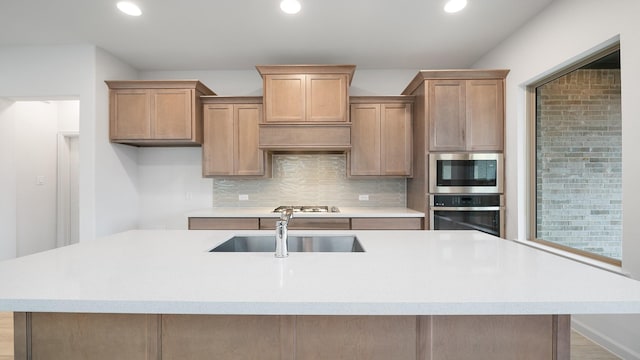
[351,218,423,230]
[350,104,381,175]
[152,89,192,139]
[188,217,259,230]
[466,79,504,151]
[110,89,150,140]
[259,218,351,230]
[203,104,234,176]
[429,80,466,151]
[381,103,412,176]
[235,104,264,176]
[306,74,348,122]
[264,74,305,122]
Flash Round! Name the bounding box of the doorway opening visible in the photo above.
[57,132,80,247]
[0,98,80,258]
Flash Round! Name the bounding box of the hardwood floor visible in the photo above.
[571,330,620,360]
[0,312,621,360]
[0,312,13,360]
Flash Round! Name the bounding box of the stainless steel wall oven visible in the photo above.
[429,153,503,194]
[429,194,504,238]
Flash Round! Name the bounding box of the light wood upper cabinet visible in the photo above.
[263,74,305,122]
[153,89,193,139]
[306,74,348,122]
[110,89,150,140]
[350,103,381,175]
[429,80,466,151]
[381,103,413,175]
[257,65,355,123]
[428,78,504,151]
[106,80,215,146]
[349,96,413,177]
[402,70,507,153]
[202,97,267,177]
[466,79,504,151]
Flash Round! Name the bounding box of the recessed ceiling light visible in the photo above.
[444,0,467,13]
[117,1,142,16]
[280,0,301,14]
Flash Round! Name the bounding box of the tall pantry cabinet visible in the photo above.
[401,70,509,220]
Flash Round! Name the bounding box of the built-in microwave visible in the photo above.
[429,153,503,194]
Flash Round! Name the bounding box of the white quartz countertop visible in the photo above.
[2,229,640,316]
[185,207,425,218]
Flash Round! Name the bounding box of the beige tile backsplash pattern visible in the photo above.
[212,154,406,207]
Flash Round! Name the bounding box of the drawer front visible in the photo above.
[188,217,259,230]
[351,218,424,230]
[259,218,350,230]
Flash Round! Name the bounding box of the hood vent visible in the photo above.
[259,123,351,152]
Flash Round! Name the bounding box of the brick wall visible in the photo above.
[536,69,621,259]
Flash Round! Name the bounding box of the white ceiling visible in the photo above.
[0,0,555,71]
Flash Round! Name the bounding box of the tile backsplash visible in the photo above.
[212,154,406,207]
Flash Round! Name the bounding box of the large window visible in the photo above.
[530,45,621,265]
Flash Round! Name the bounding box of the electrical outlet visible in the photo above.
[358,194,369,201]
[36,176,45,185]
[238,194,249,201]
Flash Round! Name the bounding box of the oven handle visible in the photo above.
[431,206,501,211]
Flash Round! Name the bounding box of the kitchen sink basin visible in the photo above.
[210,235,364,253]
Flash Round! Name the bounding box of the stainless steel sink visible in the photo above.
[210,235,364,253]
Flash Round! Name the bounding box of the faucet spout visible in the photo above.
[275,209,294,258]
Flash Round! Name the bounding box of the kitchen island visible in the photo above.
[2,229,640,359]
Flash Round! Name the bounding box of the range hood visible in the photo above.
[259,123,351,152]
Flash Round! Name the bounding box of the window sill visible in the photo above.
[513,239,629,277]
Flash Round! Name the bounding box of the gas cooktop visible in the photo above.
[272,205,340,213]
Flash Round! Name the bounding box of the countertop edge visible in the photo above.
[5,299,640,316]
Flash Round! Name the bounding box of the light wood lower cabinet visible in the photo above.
[14,312,159,360]
[162,315,285,360]
[188,217,259,230]
[189,217,425,230]
[295,316,416,360]
[259,218,350,230]
[15,313,570,360]
[351,217,423,230]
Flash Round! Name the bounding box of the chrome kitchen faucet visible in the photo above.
[275,209,294,258]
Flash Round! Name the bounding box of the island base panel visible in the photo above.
[14,312,159,360]
[14,313,569,360]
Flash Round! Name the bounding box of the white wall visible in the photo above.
[93,48,140,237]
[138,148,212,229]
[57,100,80,132]
[0,99,17,260]
[0,46,96,244]
[140,69,417,96]
[14,101,62,256]
[473,0,640,358]
[0,100,80,258]
[0,45,140,246]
